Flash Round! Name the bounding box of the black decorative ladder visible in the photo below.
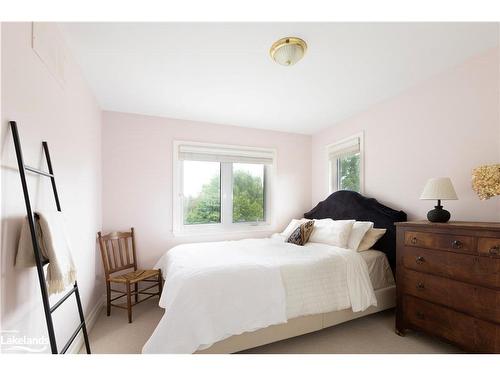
[10,121,91,354]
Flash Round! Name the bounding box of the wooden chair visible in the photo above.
[97,228,163,323]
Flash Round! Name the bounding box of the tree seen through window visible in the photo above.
[338,153,360,192]
[183,162,265,224]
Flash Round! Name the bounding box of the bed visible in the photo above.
[142,191,407,354]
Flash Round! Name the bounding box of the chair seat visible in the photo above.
[108,269,160,283]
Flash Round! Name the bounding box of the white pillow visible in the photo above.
[347,221,374,251]
[280,218,308,238]
[357,228,387,252]
[308,219,355,248]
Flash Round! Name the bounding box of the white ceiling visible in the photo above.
[61,23,498,134]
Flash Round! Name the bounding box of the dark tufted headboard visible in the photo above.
[304,190,407,272]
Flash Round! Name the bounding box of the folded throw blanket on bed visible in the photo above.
[16,211,76,295]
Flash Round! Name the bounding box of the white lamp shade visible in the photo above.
[420,177,458,200]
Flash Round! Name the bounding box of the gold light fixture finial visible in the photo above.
[270,37,307,66]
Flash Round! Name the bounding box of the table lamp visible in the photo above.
[420,177,458,223]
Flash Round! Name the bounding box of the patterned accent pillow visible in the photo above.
[286,220,315,246]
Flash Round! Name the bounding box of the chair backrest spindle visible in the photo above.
[97,228,137,278]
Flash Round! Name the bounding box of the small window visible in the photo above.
[173,142,275,234]
[328,133,363,194]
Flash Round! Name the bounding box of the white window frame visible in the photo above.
[327,132,364,194]
[173,141,276,236]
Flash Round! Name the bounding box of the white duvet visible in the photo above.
[142,236,377,354]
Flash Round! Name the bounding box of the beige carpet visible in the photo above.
[82,298,461,354]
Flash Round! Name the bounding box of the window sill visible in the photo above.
[172,224,273,238]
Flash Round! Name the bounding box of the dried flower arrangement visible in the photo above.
[472,164,500,200]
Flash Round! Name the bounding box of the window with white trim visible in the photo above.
[173,142,275,234]
[328,133,364,194]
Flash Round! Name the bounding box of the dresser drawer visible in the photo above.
[402,269,500,324]
[402,246,448,277]
[404,295,500,353]
[478,237,500,257]
[402,247,500,288]
[474,319,500,353]
[447,251,500,289]
[404,231,475,253]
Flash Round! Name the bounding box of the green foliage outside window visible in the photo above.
[339,153,360,192]
[232,170,264,223]
[184,169,264,225]
[184,175,221,225]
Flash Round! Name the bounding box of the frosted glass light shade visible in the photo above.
[270,37,307,66]
[420,177,458,200]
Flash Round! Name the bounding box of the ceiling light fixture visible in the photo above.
[270,37,307,66]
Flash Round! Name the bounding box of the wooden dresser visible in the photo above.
[395,221,500,353]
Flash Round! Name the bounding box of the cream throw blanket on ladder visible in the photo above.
[16,211,77,295]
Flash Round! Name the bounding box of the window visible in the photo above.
[328,133,363,194]
[173,142,274,234]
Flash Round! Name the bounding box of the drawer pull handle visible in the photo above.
[411,237,418,245]
[489,245,500,255]
[416,311,425,320]
[415,256,425,264]
[452,240,462,249]
[416,282,425,290]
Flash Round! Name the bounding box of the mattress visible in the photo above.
[360,249,395,290]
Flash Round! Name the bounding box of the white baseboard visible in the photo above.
[68,294,104,354]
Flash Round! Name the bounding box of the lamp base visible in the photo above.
[427,204,451,223]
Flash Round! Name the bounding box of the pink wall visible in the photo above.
[102,111,312,268]
[312,48,500,221]
[1,23,102,351]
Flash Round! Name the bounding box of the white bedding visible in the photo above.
[142,236,377,354]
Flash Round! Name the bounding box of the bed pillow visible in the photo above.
[286,220,315,246]
[347,221,374,251]
[280,218,308,238]
[308,219,355,248]
[357,228,387,252]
